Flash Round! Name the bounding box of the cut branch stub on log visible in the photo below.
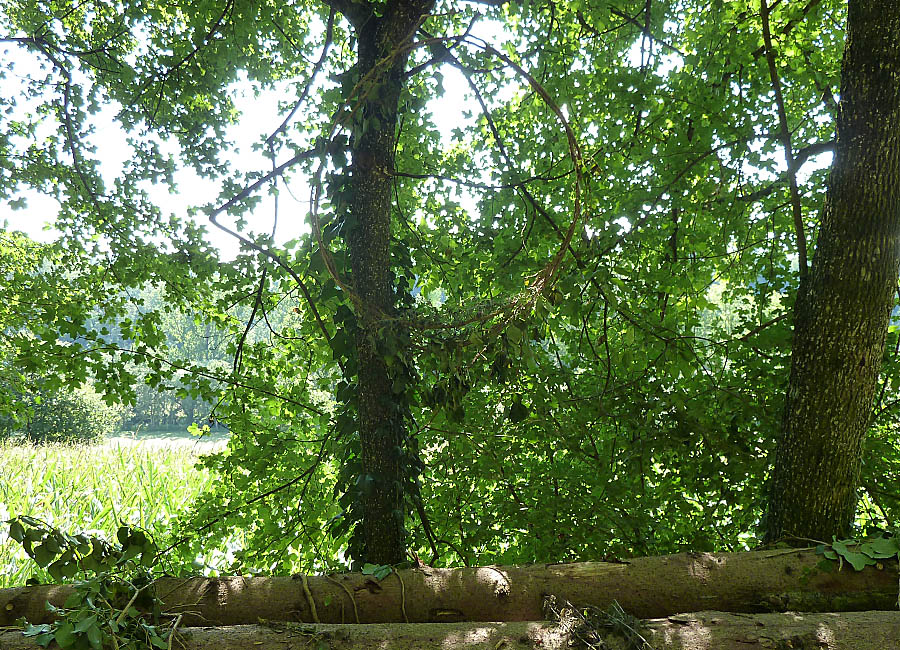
[0,549,896,626]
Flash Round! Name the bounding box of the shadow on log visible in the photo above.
[3,612,900,649]
[0,549,896,626]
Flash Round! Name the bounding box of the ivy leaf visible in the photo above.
[53,622,76,649]
[33,543,56,568]
[22,623,52,638]
[860,537,900,559]
[86,624,103,649]
[65,592,83,608]
[361,562,392,580]
[8,520,25,543]
[150,634,169,649]
[508,400,528,423]
[830,539,875,571]
[841,550,873,571]
[74,615,98,633]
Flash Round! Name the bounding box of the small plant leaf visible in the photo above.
[86,624,103,649]
[53,622,76,648]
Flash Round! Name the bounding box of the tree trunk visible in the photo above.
[345,0,432,565]
[5,612,900,650]
[766,0,900,542]
[2,550,896,626]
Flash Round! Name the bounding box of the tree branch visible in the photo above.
[204,145,341,371]
[266,8,336,149]
[319,0,373,30]
[760,0,808,279]
[751,0,824,60]
[732,140,835,203]
[608,6,685,57]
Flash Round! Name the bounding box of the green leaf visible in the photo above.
[65,592,83,608]
[9,520,25,543]
[841,551,873,571]
[361,562,391,580]
[86,624,103,649]
[54,622,76,648]
[33,543,56,568]
[22,623,53,638]
[74,615,98,633]
[861,537,900,559]
[830,539,876,570]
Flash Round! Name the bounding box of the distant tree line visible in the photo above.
[1,281,299,440]
[0,380,122,443]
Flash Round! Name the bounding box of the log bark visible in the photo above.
[3,612,900,650]
[1,550,896,626]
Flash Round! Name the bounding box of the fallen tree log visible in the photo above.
[3,611,900,649]
[1,548,896,626]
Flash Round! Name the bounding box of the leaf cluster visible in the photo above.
[816,534,900,572]
[8,517,169,650]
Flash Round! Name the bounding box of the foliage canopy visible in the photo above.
[1,0,898,571]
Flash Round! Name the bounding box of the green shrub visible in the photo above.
[0,363,28,441]
[0,413,16,441]
[0,384,123,443]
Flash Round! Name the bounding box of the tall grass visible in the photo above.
[0,439,216,589]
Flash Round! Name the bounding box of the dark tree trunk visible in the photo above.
[765,0,900,542]
[346,1,432,565]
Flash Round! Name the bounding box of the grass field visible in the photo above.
[0,433,221,589]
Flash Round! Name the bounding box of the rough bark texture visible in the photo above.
[345,0,433,565]
[766,0,900,541]
[4,613,900,650]
[2,551,896,626]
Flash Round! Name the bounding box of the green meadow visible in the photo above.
[0,434,221,588]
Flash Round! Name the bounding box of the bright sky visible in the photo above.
[2,24,833,261]
[0,34,480,258]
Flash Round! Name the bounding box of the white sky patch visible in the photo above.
[2,29,498,258]
[431,64,478,149]
[796,151,834,184]
[3,196,61,243]
[625,30,685,77]
[614,216,632,234]
[0,47,317,257]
